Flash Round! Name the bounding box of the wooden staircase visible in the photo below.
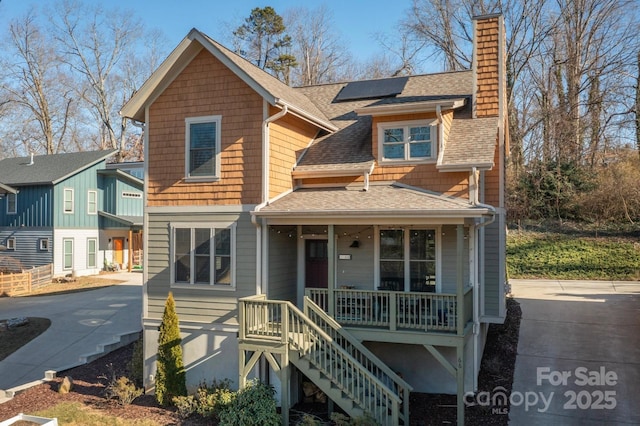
[239,295,412,425]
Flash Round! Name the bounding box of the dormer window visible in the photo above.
[378,120,436,163]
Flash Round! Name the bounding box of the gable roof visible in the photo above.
[0,150,117,186]
[120,29,335,132]
[121,29,500,176]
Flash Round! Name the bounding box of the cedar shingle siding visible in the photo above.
[147,50,264,206]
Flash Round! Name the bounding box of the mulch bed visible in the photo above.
[0,298,521,425]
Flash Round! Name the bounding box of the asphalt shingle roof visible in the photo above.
[0,150,117,186]
[293,71,482,173]
[257,183,490,218]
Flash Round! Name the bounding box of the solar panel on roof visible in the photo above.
[335,77,409,102]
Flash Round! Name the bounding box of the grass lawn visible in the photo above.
[507,230,640,280]
[31,402,160,426]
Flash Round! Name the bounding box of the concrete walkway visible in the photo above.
[509,279,640,425]
[0,271,142,401]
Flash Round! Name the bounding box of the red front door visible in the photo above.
[305,239,328,288]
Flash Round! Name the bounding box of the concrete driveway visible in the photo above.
[0,271,142,399]
[509,279,640,425]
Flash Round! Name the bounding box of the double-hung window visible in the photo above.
[87,190,97,215]
[378,120,436,162]
[172,223,235,287]
[63,238,73,270]
[63,188,74,213]
[6,193,16,215]
[379,228,437,291]
[185,116,222,180]
[87,238,97,268]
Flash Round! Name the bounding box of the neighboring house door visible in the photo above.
[113,238,124,267]
[305,239,328,288]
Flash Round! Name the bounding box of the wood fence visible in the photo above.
[0,264,53,296]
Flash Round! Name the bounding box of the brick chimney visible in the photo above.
[472,14,506,119]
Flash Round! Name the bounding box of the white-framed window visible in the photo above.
[87,238,97,268]
[63,188,74,213]
[6,193,16,215]
[378,120,436,162]
[185,115,222,180]
[87,190,97,215]
[63,238,73,270]
[39,238,49,251]
[6,237,16,250]
[171,223,235,287]
[379,228,437,292]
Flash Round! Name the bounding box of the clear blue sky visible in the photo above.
[0,0,414,62]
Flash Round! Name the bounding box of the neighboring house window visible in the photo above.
[63,188,74,213]
[185,115,222,179]
[63,238,73,270]
[39,238,49,251]
[6,237,16,250]
[379,228,436,291]
[87,238,97,268]
[171,223,235,287]
[87,190,97,215]
[378,120,436,162]
[6,193,16,215]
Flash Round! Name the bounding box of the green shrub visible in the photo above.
[172,379,234,419]
[102,365,143,406]
[155,292,187,406]
[217,379,280,426]
[127,336,144,387]
[173,394,198,419]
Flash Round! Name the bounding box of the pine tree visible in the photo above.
[155,292,187,405]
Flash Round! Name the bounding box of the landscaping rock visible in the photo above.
[58,376,73,394]
[7,317,29,328]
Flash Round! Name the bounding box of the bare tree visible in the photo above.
[51,0,144,160]
[286,5,352,86]
[1,9,76,154]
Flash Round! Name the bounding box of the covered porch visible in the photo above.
[250,183,494,424]
[253,184,493,337]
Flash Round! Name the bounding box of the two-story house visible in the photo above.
[121,14,507,425]
[0,150,144,276]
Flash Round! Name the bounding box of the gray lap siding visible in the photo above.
[145,210,257,325]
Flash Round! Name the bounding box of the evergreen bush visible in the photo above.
[155,292,187,405]
[217,379,280,425]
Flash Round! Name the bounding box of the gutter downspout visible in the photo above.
[470,166,496,390]
[251,104,289,295]
[436,105,445,166]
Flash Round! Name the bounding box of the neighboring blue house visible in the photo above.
[0,150,143,276]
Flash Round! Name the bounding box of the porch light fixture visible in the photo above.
[349,240,360,248]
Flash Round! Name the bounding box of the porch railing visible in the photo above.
[304,296,412,423]
[305,288,473,333]
[239,295,403,425]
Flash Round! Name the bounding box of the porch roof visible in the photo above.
[254,183,493,222]
[98,211,143,229]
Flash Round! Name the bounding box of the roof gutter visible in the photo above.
[276,98,337,132]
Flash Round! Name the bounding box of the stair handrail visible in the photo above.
[304,296,413,423]
[240,296,402,423]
